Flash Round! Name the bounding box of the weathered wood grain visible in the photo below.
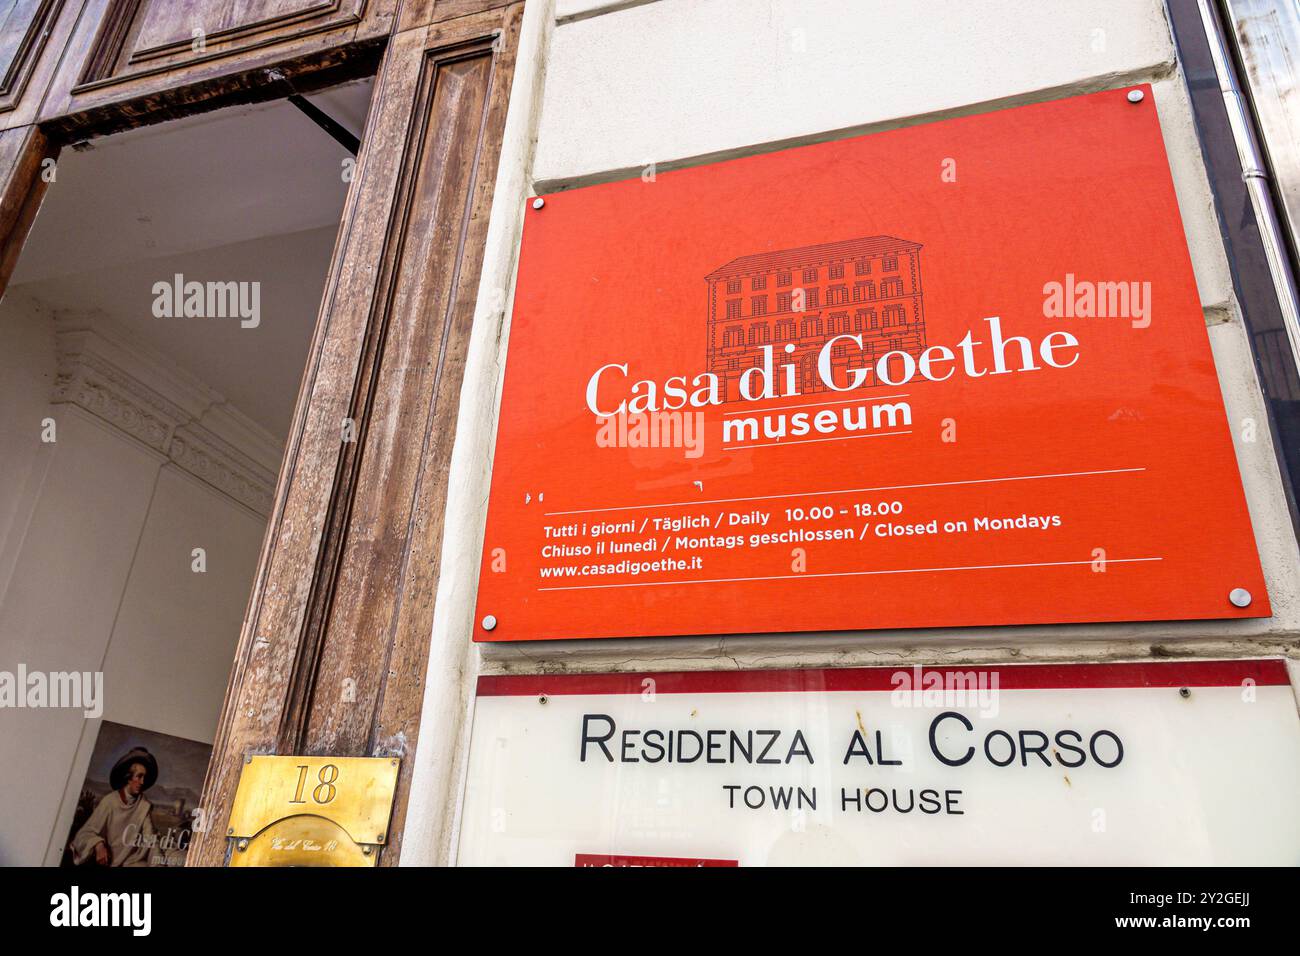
[0,124,55,297]
[0,0,524,866]
[187,3,524,866]
[39,0,396,131]
[396,0,514,33]
[0,0,80,131]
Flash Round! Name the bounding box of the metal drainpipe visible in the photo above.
[1194,0,1300,376]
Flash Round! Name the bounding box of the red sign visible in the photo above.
[475,85,1268,642]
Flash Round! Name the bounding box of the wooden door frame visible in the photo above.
[0,125,57,297]
[0,0,527,866]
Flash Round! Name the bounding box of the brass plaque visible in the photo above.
[227,755,399,867]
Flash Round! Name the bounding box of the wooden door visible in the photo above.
[186,2,524,865]
[0,0,526,865]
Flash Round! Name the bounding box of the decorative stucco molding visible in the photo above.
[52,314,279,516]
[169,423,275,515]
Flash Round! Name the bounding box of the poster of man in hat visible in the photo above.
[61,722,212,867]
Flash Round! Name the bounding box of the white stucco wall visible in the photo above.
[0,296,267,866]
[537,0,1173,183]
[403,0,1300,864]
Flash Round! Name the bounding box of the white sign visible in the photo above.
[459,661,1300,865]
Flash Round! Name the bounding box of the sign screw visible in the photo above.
[539,695,549,705]
[482,614,498,631]
[363,846,372,855]
[1126,89,1145,103]
[237,839,248,851]
[532,197,545,210]
[1228,587,1252,607]
[1179,687,1191,699]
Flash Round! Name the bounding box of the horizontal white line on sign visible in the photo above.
[734,392,911,415]
[536,556,1163,591]
[724,429,911,451]
[542,467,1148,517]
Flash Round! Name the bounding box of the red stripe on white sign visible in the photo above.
[476,659,1289,697]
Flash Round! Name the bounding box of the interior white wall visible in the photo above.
[402,0,1300,864]
[0,78,368,868]
[0,293,56,598]
[0,294,268,866]
[101,465,264,742]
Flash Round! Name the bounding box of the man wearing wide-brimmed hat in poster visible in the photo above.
[70,747,158,867]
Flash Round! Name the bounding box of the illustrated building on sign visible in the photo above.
[705,236,926,402]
